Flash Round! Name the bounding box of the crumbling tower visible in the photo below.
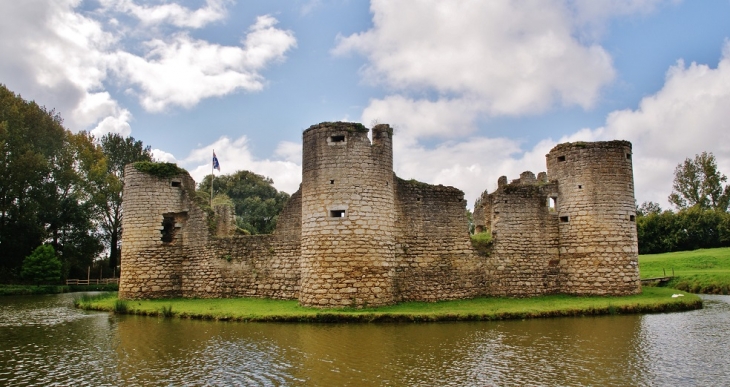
[547,141,640,295]
[299,122,396,307]
[119,166,195,299]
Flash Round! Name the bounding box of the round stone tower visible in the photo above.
[546,141,640,295]
[299,122,396,307]
[119,165,198,299]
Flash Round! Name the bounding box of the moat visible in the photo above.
[1,292,729,386]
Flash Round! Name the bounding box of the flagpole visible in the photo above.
[210,149,214,207]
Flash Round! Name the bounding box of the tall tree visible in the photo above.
[95,133,153,268]
[198,170,290,234]
[668,152,730,211]
[0,84,103,279]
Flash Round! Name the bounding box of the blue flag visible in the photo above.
[213,151,220,171]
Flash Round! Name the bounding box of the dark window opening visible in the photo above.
[560,216,569,223]
[171,181,181,187]
[578,185,582,189]
[627,153,632,159]
[630,215,636,221]
[161,216,175,243]
[330,210,346,218]
[330,179,334,184]
[557,155,566,162]
[331,135,345,143]
[416,197,421,202]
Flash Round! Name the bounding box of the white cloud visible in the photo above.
[572,43,730,209]
[391,41,730,208]
[274,141,302,164]
[0,0,118,131]
[182,136,302,195]
[151,148,178,163]
[361,96,480,143]
[0,1,295,134]
[112,15,296,112]
[336,0,619,134]
[104,0,231,29]
[90,109,133,137]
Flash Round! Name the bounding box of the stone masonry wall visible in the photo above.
[119,166,203,299]
[547,141,640,295]
[120,122,640,306]
[393,178,487,301]
[299,122,397,307]
[480,174,561,296]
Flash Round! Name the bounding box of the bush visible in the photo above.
[133,161,185,178]
[21,245,62,284]
[471,231,493,255]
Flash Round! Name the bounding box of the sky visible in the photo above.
[2,0,730,209]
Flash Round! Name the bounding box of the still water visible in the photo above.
[1,293,729,386]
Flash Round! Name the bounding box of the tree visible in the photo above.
[198,170,290,234]
[637,201,662,216]
[21,245,62,284]
[0,84,69,276]
[94,133,153,268]
[668,152,730,211]
[0,85,105,280]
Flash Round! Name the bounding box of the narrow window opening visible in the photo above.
[548,197,557,211]
[626,153,632,160]
[416,197,421,202]
[161,216,175,243]
[629,215,636,221]
[171,181,181,187]
[557,155,566,162]
[560,216,569,223]
[330,210,346,218]
[331,135,345,143]
[330,179,334,184]
[578,185,582,189]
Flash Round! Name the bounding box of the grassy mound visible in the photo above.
[639,247,730,294]
[76,287,700,323]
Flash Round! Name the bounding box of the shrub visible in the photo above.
[114,299,129,313]
[160,305,173,318]
[133,161,185,178]
[470,231,493,255]
[21,245,62,284]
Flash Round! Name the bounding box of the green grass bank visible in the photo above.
[639,247,730,294]
[0,283,119,296]
[76,287,700,323]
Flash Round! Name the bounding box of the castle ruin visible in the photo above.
[119,122,640,307]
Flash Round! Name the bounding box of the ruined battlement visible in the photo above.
[119,122,640,307]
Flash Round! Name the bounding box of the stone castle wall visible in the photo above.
[393,178,487,301]
[475,174,561,297]
[546,141,640,295]
[299,123,396,307]
[119,122,641,306]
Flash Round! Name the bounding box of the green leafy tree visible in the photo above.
[637,201,662,216]
[21,245,61,284]
[0,85,104,280]
[94,133,153,268]
[198,170,290,234]
[668,152,730,211]
[0,84,68,275]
